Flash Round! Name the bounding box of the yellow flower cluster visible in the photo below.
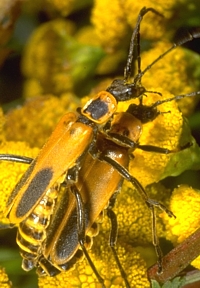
[21,18,105,98]
[21,19,76,97]
[162,185,200,269]
[46,0,76,16]
[123,0,176,38]
[91,0,184,51]
[91,0,127,52]
[46,0,91,17]
[0,267,11,288]
[4,93,79,148]
[38,238,150,287]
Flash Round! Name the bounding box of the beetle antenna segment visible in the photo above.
[134,27,200,84]
[152,91,200,108]
[124,7,164,83]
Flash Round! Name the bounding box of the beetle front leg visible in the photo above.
[98,154,175,272]
[70,185,105,288]
[100,154,175,217]
[137,141,192,154]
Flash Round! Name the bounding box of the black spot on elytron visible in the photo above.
[84,98,108,120]
[55,208,78,260]
[7,160,36,208]
[16,168,53,218]
[55,203,90,261]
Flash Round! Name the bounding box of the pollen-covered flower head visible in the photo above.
[162,185,200,269]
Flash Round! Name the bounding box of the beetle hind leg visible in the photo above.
[70,185,106,288]
[107,192,131,288]
[36,256,61,277]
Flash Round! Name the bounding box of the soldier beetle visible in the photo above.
[0,6,200,287]
[35,91,197,287]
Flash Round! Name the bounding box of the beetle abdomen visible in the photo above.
[16,184,59,271]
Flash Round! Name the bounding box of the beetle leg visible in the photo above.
[97,153,173,214]
[97,153,175,272]
[70,185,105,288]
[0,223,14,229]
[107,191,131,288]
[103,154,176,220]
[137,142,192,154]
[149,205,163,274]
[0,154,33,164]
[36,255,61,277]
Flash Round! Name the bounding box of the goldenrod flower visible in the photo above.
[123,0,177,40]
[38,230,150,287]
[0,267,11,288]
[46,0,77,16]
[91,0,128,52]
[91,0,181,52]
[162,185,200,244]
[5,94,80,148]
[46,0,91,17]
[162,185,200,269]
[21,19,104,97]
[21,19,75,96]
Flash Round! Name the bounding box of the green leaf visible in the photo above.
[162,120,200,180]
[151,276,186,288]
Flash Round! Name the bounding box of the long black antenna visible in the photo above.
[124,7,163,83]
[134,27,200,84]
[152,90,200,108]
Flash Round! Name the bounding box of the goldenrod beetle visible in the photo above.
[0,7,200,287]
